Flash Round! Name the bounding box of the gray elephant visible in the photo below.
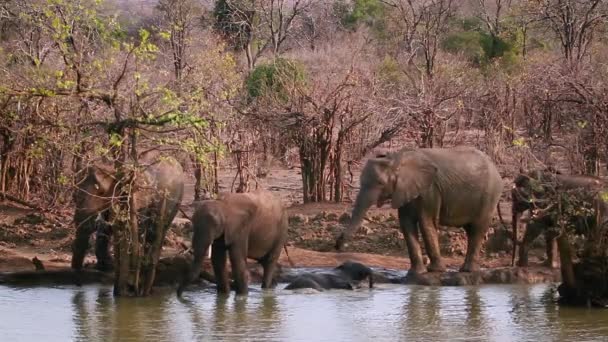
[285,261,374,291]
[511,169,605,268]
[177,189,288,296]
[335,146,503,274]
[71,157,184,272]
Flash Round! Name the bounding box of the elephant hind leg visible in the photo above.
[260,245,282,290]
[460,219,491,273]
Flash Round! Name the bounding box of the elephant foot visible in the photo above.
[459,263,480,273]
[408,264,427,275]
[427,262,446,273]
[95,260,114,272]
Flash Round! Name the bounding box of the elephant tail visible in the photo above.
[496,202,506,228]
[283,245,295,267]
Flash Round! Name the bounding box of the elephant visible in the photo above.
[285,261,374,291]
[511,169,605,268]
[71,157,185,272]
[335,146,504,274]
[177,189,288,296]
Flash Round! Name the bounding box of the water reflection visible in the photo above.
[2,283,608,342]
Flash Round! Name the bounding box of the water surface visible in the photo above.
[1,282,607,342]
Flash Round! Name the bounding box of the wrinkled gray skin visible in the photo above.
[512,169,605,268]
[285,261,374,291]
[71,158,184,271]
[177,190,288,296]
[335,146,503,274]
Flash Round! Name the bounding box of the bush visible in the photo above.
[246,58,308,101]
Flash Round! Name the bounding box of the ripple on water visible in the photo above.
[1,283,608,342]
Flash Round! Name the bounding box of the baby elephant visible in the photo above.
[177,190,288,296]
[285,261,374,291]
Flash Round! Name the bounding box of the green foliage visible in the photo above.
[246,58,307,101]
[376,55,402,85]
[336,0,385,31]
[213,0,251,49]
[442,31,486,65]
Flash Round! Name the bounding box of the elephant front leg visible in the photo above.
[211,241,230,294]
[418,216,446,273]
[517,220,544,267]
[398,207,425,274]
[94,220,113,272]
[543,234,559,269]
[228,247,250,296]
[71,221,97,270]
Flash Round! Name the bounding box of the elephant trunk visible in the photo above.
[335,187,379,251]
[177,238,210,297]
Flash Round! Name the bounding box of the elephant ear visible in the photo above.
[391,154,437,209]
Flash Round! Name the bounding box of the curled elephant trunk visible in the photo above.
[335,188,379,251]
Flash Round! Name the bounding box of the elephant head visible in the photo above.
[335,261,374,288]
[71,164,116,270]
[335,150,437,251]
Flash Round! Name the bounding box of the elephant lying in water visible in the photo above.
[335,146,503,274]
[177,189,288,296]
[285,261,374,291]
[71,157,184,272]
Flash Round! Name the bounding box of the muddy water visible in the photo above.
[1,282,607,342]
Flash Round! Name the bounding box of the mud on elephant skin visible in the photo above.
[335,146,503,275]
[284,261,375,291]
[71,157,185,272]
[177,189,288,297]
[511,168,606,268]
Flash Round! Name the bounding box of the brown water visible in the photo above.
[1,283,607,342]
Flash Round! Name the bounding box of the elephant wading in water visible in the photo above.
[285,261,374,291]
[511,169,605,268]
[71,158,185,272]
[335,146,503,274]
[177,190,288,296]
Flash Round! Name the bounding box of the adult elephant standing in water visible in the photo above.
[177,190,288,296]
[71,157,184,272]
[335,146,503,274]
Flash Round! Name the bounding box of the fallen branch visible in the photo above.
[0,192,44,211]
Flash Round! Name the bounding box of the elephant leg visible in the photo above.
[94,220,113,272]
[260,246,282,290]
[418,215,445,273]
[517,220,544,267]
[460,218,491,272]
[543,234,559,269]
[211,241,230,294]
[398,206,425,274]
[71,221,97,270]
[228,247,250,296]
